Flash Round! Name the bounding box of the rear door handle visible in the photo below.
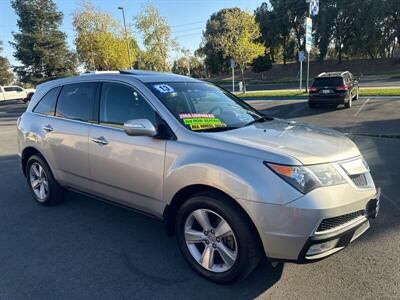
[91,136,108,146]
[42,125,53,132]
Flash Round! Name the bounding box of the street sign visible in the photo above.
[230,58,235,69]
[298,51,305,62]
[310,0,319,16]
[305,17,312,52]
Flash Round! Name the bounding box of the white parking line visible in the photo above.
[354,98,370,117]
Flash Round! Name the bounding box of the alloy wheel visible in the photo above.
[29,162,49,202]
[184,209,238,273]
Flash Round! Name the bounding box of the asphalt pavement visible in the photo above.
[0,99,399,299]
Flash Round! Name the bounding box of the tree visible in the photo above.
[383,0,400,57]
[172,51,205,78]
[314,0,336,60]
[251,54,272,79]
[214,9,265,92]
[0,42,14,85]
[255,3,282,63]
[135,4,176,71]
[73,2,138,71]
[11,0,76,85]
[197,9,237,76]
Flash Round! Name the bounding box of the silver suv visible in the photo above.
[17,71,380,283]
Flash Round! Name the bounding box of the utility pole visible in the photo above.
[305,0,318,92]
[118,6,132,68]
[305,0,312,92]
[230,59,235,92]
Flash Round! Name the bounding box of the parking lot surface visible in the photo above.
[0,98,399,299]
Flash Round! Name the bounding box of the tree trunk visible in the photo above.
[283,39,287,65]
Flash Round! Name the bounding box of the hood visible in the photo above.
[208,119,360,165]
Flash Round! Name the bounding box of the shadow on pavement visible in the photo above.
[0,153,283,299]
[259,101,341,119]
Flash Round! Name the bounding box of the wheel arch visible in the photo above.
[163,184,264,254]
[21,146,43,176]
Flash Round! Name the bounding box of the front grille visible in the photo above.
[349,173,368,188]
[317,210,365,233]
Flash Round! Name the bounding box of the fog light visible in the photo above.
[306,239,339,256]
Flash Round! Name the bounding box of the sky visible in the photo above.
[0,0,263,66]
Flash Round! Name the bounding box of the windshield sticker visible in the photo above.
[179,113,215,119]
[153,84,175,94]
[179,113,226,131]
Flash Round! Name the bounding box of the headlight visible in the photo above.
[265,162,346,194]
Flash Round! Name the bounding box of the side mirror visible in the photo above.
[123,119,157,137]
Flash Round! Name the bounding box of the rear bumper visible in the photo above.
[239,184,380,262]
[309,94,347,104]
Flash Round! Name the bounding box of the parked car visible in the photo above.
[308,71,359,108]
[17,71,380,283]
[0,85,35,102]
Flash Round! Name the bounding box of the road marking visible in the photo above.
[354,98,370,117]
[381,191,400,213]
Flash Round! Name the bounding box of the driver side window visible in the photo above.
[99,82,157,128]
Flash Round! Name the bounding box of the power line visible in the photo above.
[171,20,206,28]
[172,26,204,34]
[174,32,203,39]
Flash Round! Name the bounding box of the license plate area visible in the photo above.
[320,89,332,94]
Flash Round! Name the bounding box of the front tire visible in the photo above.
[176,192,263,283]
[344,96,352,108]
[26,155,66,206]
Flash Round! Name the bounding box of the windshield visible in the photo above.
[312,77,344,87]
[146,82,263,132]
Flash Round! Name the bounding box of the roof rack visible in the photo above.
[80,71,119,75]
[318,72,326,77]
[119,70,166,76]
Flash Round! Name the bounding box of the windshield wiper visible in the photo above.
[196,126,239,132]
[243,115,274,127]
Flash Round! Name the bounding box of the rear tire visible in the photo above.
[175,192,263,283]
[344,96,352,108]
[26,155,66,206]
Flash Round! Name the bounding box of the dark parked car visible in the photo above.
[308,71,359,108]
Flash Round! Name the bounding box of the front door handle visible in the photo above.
[91,136,108,146]
[42,125,53,132]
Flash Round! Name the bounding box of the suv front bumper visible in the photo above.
[239,185,380,262]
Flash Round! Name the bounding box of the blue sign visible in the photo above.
[298,51,305,62]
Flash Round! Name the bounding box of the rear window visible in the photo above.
[56,83,97,122]
[33,87,60,116]
[312,77,344,87]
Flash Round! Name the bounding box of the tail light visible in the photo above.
[336,85,349,91]
[309,87,318,92]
